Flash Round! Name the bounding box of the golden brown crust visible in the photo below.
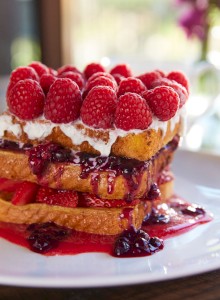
[1,112,181,161]
[0,147,174,199]
[0,180,173,235]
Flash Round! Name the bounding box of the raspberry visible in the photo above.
[83,75,117,98]
[11,181,39,205]
[112,73,125,85]
[88,71,115,83]
[40,74,56,95]
[117,77,147,97]
[80,86,117,129]
[167,71,189,92]
[143,86,179,121]
[57,64,81,76]
[36,187,78,208]
[110,64,132,77]
[44,78,82,123]
[48,67,58,76]
[6,66,39,99]
[115,93,152,131]
[7,79,45,120]
[137,71,161,89]
[155,69,166,77]
[83,63,105,79]
[151,78,188,108]
[28,61,49,78]
[59,71,85,90]
[79,193,139,208]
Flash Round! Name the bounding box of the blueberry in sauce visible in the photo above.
[181,205,205,216]
[113,226,163,257]
[142,208,170,225]
[26,222,71,253]
[146,183,161,200]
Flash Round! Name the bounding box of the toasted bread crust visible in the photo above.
[1,112,182,160]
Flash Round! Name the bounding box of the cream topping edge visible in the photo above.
[0,107,186,156]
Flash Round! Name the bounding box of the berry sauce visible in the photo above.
[0,195,212,257]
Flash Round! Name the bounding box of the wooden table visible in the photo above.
[1,269,220,300]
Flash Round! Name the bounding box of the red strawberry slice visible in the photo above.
[0,178,22,192]
[11,181,39,205]
[36,187,78,208]
[79,193,140,208]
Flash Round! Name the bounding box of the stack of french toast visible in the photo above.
[0,61,188,235]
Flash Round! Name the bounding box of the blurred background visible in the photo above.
[0,0,220,153]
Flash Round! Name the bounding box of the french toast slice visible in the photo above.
[0,137,177,199]
[0,179,173,235]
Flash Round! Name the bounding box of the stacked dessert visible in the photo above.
[0,62,188,254]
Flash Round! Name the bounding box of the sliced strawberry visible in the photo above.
[79,193,140,208]
[36,187,78,208]
[11,181,39,205]
[0,178,22,192]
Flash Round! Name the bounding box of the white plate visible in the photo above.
[0,149,220,288]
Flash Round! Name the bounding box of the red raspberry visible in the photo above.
[40,74,56,95]
[83,75,117,98]
[36,187,78,208]
[29,61,49,78]
[115,93,152,130]
[59,71,85,90]
[151,78,188,108]
[7,79,45,120]
[83,63,105,79]
[88,71,115,83]
[137,71,161,89]
[155,69,166,77]
[117,77,147,97]
[44,78,82,123]
[80,86,117,129]
[6,66,39,99]
[143,86,179,121]
[167,71,189,92]
[48,67,58,76]
[57,64,81,76]
[79,193,139,208]
[110,64,132,77]
[112,73,125,85]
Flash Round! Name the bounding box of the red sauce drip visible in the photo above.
[0,196,212,257]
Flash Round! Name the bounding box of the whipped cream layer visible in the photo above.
[0,107,186,156]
